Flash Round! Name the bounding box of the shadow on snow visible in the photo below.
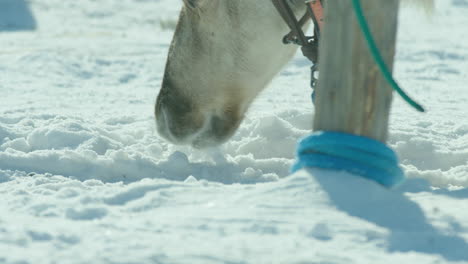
[308,168,468,262]
[0,0,36,31]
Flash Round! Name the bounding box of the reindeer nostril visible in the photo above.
[156,100,206,143]
[210,115,230,139]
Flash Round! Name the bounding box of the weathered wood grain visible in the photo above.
[313,0,400,142]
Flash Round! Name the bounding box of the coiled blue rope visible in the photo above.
[292,131,405,188]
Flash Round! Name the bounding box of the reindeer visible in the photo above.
[155,0,433,148]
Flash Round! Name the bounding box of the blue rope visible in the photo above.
[292,131,405,188]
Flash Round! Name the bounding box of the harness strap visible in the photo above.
[271,0,322,64]
[307,0,324,34]
[283,12,311,45]
[271,0,309,46]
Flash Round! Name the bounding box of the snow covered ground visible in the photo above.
[0,0,467,263]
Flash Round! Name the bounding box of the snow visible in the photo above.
[0,0,467,263]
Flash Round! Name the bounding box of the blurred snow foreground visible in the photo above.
[0,0,467,263]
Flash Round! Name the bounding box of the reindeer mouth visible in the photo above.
[156,105,241,149]
[190,115,241,148]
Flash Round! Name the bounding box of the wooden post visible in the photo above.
[313,0,400,142]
